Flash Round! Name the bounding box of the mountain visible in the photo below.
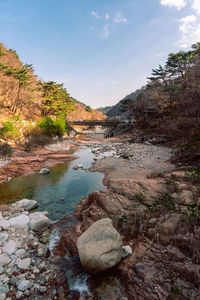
[106,88,144,118]
[0,42,104,122]
[96,106,113,114]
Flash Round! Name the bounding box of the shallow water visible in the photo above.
[0,147,105,220]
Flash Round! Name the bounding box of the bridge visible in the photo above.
[68,119,121,126]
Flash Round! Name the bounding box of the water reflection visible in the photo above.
[0,147,105,220]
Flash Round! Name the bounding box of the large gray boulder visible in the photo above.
[16,199,38,211]
[29,212,50,232]
[9,214,30,229]
[77,218,122,274]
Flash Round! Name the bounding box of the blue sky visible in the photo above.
[0,0,200,108]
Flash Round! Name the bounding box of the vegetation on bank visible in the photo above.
[0,43,77,153]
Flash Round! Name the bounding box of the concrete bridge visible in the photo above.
[68,119,121,126]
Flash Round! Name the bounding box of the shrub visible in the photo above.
[38,116,67,137]
[85,105,92,112]
[19,127,51,152]
[0,141,13,156]
[0,121,15,138]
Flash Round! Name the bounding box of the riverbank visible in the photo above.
[54,138,200,299]
[0,139,79,183]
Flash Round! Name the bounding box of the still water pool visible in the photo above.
[0,147,105,221]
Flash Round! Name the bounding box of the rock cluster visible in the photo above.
[0,200,55,299]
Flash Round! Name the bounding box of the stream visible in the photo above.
[0,146,106,221]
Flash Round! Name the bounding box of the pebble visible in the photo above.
[0,255,10,267]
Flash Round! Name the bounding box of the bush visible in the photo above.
[0,121,15,138]
[19,127,51,152]
[0,141,13,156]
[85,106,92,112]
[38,116,67,137]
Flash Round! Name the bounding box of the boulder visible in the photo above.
[77,218,122,274]
[16,199,38,211]
[39,168,50,175]
[29,212,51,232]
[9,214,30,229]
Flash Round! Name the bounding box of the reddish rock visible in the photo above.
[0,205,9,212]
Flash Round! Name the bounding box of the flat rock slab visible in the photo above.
[16,199,38,211]
[9,214,30,229]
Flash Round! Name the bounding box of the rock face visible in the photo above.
[77,218,122,274]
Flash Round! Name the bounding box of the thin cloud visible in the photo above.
[191,0,200,15]
[114,11,127,23]
[102,24,110,38]
[160,0,187,10]
[91,11,100,19]
[105,13,110,20]
[155,52,164,57]
[177,14,200,48]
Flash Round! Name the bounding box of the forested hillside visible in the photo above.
[121,42,200,164]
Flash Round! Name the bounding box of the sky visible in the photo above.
[0,0,200,108]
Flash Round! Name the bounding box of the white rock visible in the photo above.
[9,214,30,229]
[17,258,31,270]
[2,240,17,255]
[29,212,50,232]
[16,199,38,211]
[0,255,10,267]
[17,279,32,292]
[122,245,133,258]
[0,233,8,243]
[39,168,49,175]
[0,220,10,230]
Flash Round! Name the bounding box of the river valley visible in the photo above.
[0,134,200,299]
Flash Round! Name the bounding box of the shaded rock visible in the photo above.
[0,219,10,230]
[9,214,30,229]
[77,218,122,274]
[0,283,9,294]
[39,168,49,175]
[0,232,8,243]
[17,279,32,292]
[161,214,181,235]
[179,190,193,205]
[29,212,51,232]
[16,199,38,211]
[2,240,17,255]
[0,255,10,267]
[17,258,31,270]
